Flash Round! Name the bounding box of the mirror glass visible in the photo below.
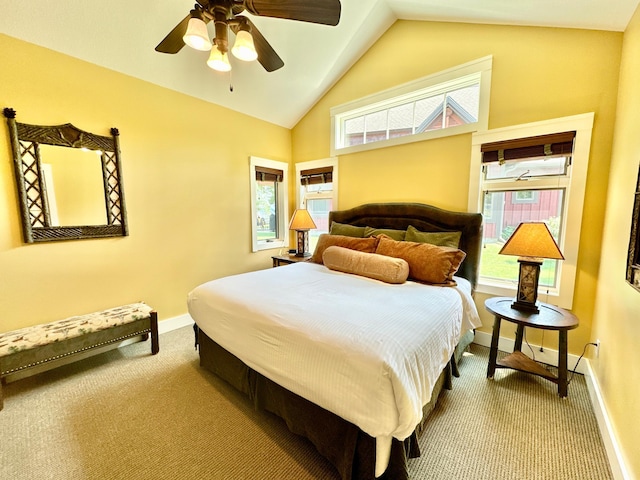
[40,145,107,226]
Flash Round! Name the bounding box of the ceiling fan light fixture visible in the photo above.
[183,17,212,51]
[207,47,232,72]
[231,30,258,62]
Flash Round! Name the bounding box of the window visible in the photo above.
[250,156,288,252]
[469,114,594,309]
[295,158,338,252]
[330,56,492,156]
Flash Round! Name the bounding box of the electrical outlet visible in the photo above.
[595,339,600,358]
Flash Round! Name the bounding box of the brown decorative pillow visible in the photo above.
[405,225,462,249]
[322,246,409,284]
[375,235,466,286]
[310,234,380,264]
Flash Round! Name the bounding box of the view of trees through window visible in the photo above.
[255,180,277,241]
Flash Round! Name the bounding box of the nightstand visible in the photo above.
[485,296,579,397]
[271,254,310,267]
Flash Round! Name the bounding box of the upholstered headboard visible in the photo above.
[328,203,483,291]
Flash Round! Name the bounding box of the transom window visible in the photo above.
[331,56,492,156]
[341,79,480,147]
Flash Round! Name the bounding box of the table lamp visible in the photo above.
[289,209,317,257]
[498,222,564,313]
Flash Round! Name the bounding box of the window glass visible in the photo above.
[485,156,568,180]
[481,189,565,288]
[255,180,278,241]
[306,197,333,251]
[447,84,480,123]
[388,103,414,139]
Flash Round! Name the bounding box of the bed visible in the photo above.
[188,203,483,480]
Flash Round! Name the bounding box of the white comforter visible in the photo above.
[187,262,481,475]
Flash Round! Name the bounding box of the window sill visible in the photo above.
[476,280,560,303]
[253,240,287,252]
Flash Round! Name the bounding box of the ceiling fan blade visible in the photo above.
[232,17,284,72]
[244,0,341,26]
[155,14,191,54]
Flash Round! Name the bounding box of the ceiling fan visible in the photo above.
[156,0,342,73]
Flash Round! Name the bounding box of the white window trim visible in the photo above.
[468,112,594,309]
[295,157,338,210]
[330,56,492,157]
[250,156,289,252]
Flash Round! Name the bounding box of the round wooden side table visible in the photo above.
[485,296,579,397]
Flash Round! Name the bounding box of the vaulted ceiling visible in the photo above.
[1,0,638,128]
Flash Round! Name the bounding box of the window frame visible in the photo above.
[295,158,338,249]
[468,113,594,309]
[330,56,492,156]
[295,157,338,211]
[250,156,289,252]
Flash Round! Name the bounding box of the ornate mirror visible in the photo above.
[3,108,128,242]
[627,164,640,291]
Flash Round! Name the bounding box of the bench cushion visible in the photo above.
[0,303,153,357]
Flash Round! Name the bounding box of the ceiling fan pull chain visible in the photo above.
[229,69,233,92]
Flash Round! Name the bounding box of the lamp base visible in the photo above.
[512,257,543,314]
[511,300,540,314]
[295,229,311,257]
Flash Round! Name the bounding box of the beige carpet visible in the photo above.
[0,326,612,480]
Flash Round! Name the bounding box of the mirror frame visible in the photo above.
[627,164,640,292]
[3,108,128,243]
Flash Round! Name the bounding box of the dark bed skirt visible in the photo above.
[196,327,473,480]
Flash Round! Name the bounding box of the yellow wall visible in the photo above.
[0,34,291,331]
[592,5,640,477]
[293,21,623,354]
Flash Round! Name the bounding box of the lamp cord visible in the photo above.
[526,334,597,387]
[567,342,598,386]
[524,329,536,362]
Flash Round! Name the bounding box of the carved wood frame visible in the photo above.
[627,164,640,292]
[3,108,128,243]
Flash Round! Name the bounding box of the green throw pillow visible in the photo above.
[329,221,366,238]
[405,225,462,248]
[364,226,406,241]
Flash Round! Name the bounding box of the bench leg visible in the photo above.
[150,311,159,355]
[1,377,4,411]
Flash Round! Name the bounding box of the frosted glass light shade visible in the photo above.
[183,17,212,51]
[231,30,258,62]
[207,48,232,72]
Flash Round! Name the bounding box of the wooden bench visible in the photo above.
[0,303,158,410]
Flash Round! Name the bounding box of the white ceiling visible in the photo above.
[1,0,638,128]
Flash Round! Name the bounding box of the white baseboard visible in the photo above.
[473,331,630,479]
[472,330,587,374]
[583,359,631,480]
[158,313,194,334]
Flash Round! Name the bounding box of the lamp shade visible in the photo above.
[231,30,258,62]
[183,17,212,51]
[207,48,231,72]
[289,209,317,230]
[499,222,564,260]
